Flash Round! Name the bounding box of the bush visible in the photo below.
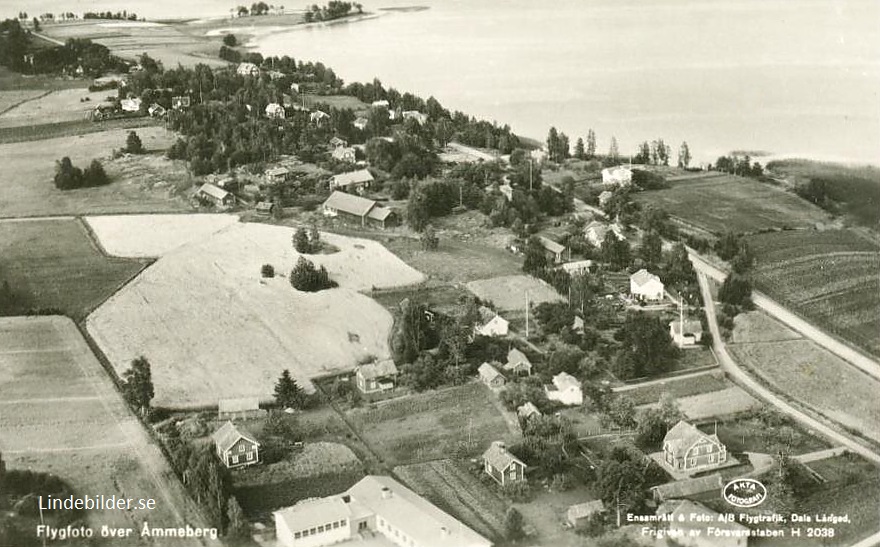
[501,481,531,502]
[124,130,144,154]
[222,33,238,47]
[261,264,275,278]
[290,257,336,292]
[82,159,109,187]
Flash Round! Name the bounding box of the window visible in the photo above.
[709,454,715,463]
[239,444,246,452]
[294,532,301,539]
[232,455,239,464]
[246,452,252,461]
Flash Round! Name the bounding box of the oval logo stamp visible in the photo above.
[722,479,767,508]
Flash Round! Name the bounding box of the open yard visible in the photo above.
[381,234,523,284]
[0,316,203,542]
[0,127,188,218]
[708,412,829,456]
[632,174,830,234]
[747,229,880,357]
[394,459,509,542]
[0,89,49,114]
[671,386,760,420]
[614,371,729,406]
[0,218,146,320]
[86,219,424,407]
[729,339,880,443]
[467,275,563,313]
[731,310,803,344]
[346,383,515,466]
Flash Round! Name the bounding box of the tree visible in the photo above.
[522,236,547,276]
[504,507,525,542]
[604,396,637,429]
[719,273,751,307]
[308,225,321,249]
[289,256,335,292]
[638,231,662,268]
[406,186,431,232]
[274,369,305,409]
[293,228,312,253]
[82,159,109,186]
[678,141,691,168]
[222,33,237,47]
[125,130,144,154]
[226,496,249,538]
[613,313,677,379]
[585,129,596,159]
[420,224,439,251]
[260,264,275,278]
[601,231,631,271]
[53,156,82,190]
[122,356,154,416]
[608,136,619,164]
[574,137,585,160]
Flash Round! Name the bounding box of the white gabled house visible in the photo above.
[662,420,728,473]
[630,269,665,302]
[473,306,509,338]
[265,102,286,119]
[355,360,399,394]
[544,372,583,406]
[670,319,704,346]
[236,62,260,77]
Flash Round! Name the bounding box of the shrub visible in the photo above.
[222,33,238,47]
[82,159,109,187]
[124,130,144,154]
[290,257,336,292]
[261,264,275,278]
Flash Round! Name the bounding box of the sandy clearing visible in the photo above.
[85,213,241,257]
[466,274,562,312]
[87,222,424,407]
[637,386,761,421]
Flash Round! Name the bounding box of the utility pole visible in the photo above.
[529,159,533,191]
[525,291,530,338]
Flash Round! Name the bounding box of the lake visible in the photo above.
[11,0,879,165]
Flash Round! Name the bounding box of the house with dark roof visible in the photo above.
[265,166,290,185]
[273,475,492,547]
[212,421,260,469]
[196,183,235,208]
[478,362,505,389]
[482,441,526,486]
[662,421,727,473]
[538,236,566,264]
[330,169,374,194]
[517,402,542,421]
[322,191,398,229]
[355,360,399,394]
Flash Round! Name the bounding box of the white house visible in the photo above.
[584,221,624,248]
[353,117,369,131]
[503,348,532,376]
[371,99,390,109]
[310,110,330,125]
[265,102,286,119]
[670,319,704,346]
[355,360,398,394]
[663,420,728,473]
[559,260,593,276]
[630,269,665,301]
[544,372,583,406]
[236,62,260,77]
[474,306,509,338]
[332,147,357,163]
[147,103,165,117]
[517,402,542,421]
[601,166,632,187]
[120,97,142,112]
[402,110,428,125]
[330,169,374,193]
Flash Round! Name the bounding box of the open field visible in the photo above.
[708,413,829,456]
[0,89,49,114]
[306,94,371,114]
[394,459,508,541]
[346,383,514,465]
[670,386,760,420]
[0,66,91,92]
[632,174,830,234]
[381,234,523,283]
[0,316,203,542]
[729,339,880,443]
[0,127,187,218]
[466,275,562,313]
[731,310,803,344]
[87,220,424,407]
[0,218,145,320]
[86,214,240,257]
[746,229,880,357]
[0,88,113,128]
[615,371,729,406]
[369,283,472,315]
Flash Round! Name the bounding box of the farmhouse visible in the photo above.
[354,117,369,131]
[670,319,704,347]
[656,499,748,547]
[474,306,509,338]
[332,147,357,163]
[265,102,286,119]
[584,221,624,248]
[212,421,260,469]
[355,360,399,394]
[598,190,614,207]
[147,103,165,117]
[544,372,583,406]
[478,362,506,389]
[630,269,665,302]
[218,397,264,420]
[662,420,728,473]
[322,191,398,229]
[273,475,492,547]
[559,260,594,276]
[503,348,532,376]
[236,62,260,76]
[402,110,428,125]
[330,169,374,193]
[566,500,604,527]
[601,166,632,187]
[265,166,290,185]
[120,97,142,112]
[329,136,348,148]
[196,183,235,208]
[482,441,526,486]
[538,236,566,264]
[517,402,542,421]
[651,473,723,502]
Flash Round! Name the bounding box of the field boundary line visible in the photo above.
[0,89,53,116]
[0,395,101,404]
[4,441,131,454]
[613,367,718,392]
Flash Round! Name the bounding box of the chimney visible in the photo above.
[380,486,392,499]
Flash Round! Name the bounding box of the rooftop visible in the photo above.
[630,268,662,287]
[211,421,258,453]
[357,359,399,380]
[323,191,377,217]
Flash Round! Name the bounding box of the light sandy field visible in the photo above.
[0,127,185,217]
[86,214,240,257]
[0,88,114,128]
[637,386,761,421]
[0,89,48,114]
[731,310,803,344]
[87,221,424,407]
[466,275,563,312]
[0,316,206,544]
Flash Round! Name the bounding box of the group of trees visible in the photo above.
[53,157,109,190]
[292,226,321,253]
[289,257,335,292]
[611,313,678,380]
[0,20,121,76]
[714,154,764,178]
[83,11,138,20]
[573,129,597,160]
[303,1,363,22]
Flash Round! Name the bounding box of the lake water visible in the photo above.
[11,0,879,165]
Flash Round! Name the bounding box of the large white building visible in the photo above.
[630,269,665,302]
[274,475,493,547]
[601,166,632,187]
[544,372,583,406]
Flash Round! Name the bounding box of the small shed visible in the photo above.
[255,201,276,216]
[218,397,264,420]
[478,362,505,389]
[567,500,604,527]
